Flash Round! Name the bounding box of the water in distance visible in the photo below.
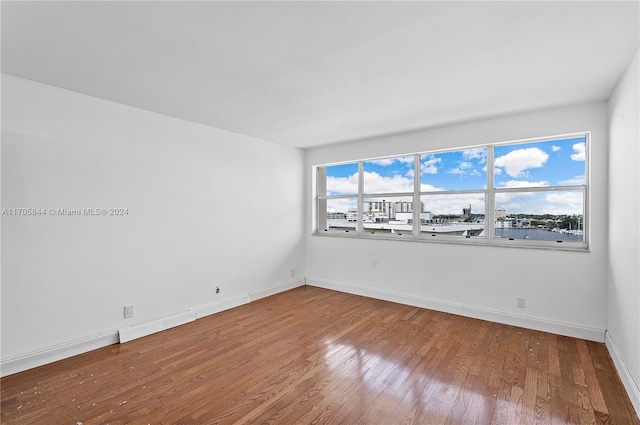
[494,228,582,242]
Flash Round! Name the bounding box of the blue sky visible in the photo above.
[494,136,586,188]
[324,136,586,215]
[327,137,585,190]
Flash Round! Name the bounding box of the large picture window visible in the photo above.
[315,133,588,250]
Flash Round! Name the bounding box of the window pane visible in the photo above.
[363,196,413,235]
[323,197,357,231]
[494,136,586,189]
[420,194,486,237]
[325,163,358,196]
[363,156,414,194]
[421,148,487,191]
[494,190,584,242]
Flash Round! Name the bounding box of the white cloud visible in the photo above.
[543,192,583,215]
[496,200,527,211]
[462,148,487,163]
[571,142,585,161]
[552,145,561,152]
[494,182,548,209]
[494,147,549,178]
[422,193,485,215]
[448,161,474,175]
[368,158,395,166]
[420,183,443,192]
[367,156,414,167]
[495,191,583,215]
[560,176,585,185]
[421,156,441,175]
[500,180,549,188]
[495,191,534,205]
[397,156,415,165]
[363,171,414,193]
[327,198,356,212]
[326,173,358,195]
[328,171,417,195]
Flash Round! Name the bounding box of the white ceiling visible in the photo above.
[2,1,638,149]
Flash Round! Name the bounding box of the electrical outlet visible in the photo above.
[124,305,134,318]
[291,268,296,277]
[517,297,526,309]
[216,286,220,294]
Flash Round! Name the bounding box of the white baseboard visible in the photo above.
[306,277,606,343]
[1,279,304,377]
[118,310,197,343]
[606,332,640,417]
[191,293,251,319]
[249,278,306,302]
[119,279,305,341]
[189,279,305,320]
[1,331,119,378]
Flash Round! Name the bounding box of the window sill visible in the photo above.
[312,230,589,252]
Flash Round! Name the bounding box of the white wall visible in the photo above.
[306,102,609,341]
[1,75,306,374]
[607,48,640,414]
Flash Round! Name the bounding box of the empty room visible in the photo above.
[1,1,639,424]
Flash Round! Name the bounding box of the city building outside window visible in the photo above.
[315,133,588,250]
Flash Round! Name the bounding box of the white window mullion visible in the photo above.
[486,146,495,243]
[316,166,327,231]
[357,161,364,233]
[583,132,590,246]
[413,154,421,237]
[582,187,588,244]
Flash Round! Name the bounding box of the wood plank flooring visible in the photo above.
[2,286,638,424]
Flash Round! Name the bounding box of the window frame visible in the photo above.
[314,132,590,251]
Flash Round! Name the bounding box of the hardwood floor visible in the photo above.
[2,286,638,424]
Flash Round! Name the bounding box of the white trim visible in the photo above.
[118,310,197,343]
[606,332,640,417]
[249,278,306,302]
[1,279,304,377]
[1,331,119,377]
[191,294,251,320]
[119,278,306,342]
[306,277,605,342]
[312,230,589,252]
[357,161,364,233]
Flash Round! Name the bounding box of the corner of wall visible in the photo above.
[606,332,640,417]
